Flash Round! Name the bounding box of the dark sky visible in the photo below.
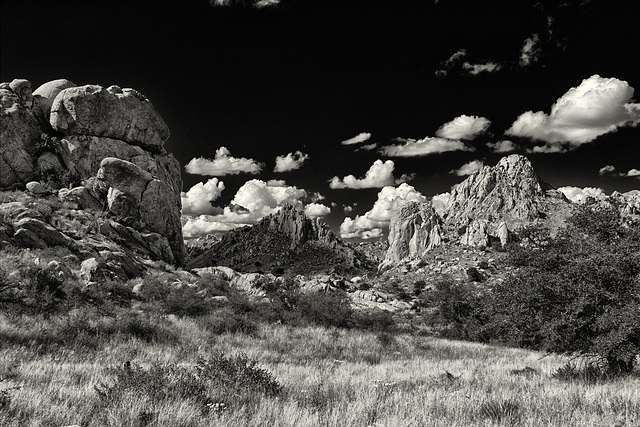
[2,0,638,239]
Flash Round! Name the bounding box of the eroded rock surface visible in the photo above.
[1,78,184,266]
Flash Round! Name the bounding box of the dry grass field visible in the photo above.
[1,315,638,427]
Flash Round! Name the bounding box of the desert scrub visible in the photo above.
[94,351,282,421]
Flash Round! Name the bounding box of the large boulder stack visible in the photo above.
[0,78,184,266]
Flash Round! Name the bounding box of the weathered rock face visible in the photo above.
[185,205,368,274]
[0,78,184,266]
[383,155,570,266]
[0,79,42,187]
[442,154,553,226]
[50,84,170,152]
[260,204,337,250]
[383,201,442,266]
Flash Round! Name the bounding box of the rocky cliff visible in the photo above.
[383,155,571,266]
[0,78,184,266]
[186,205,375,274]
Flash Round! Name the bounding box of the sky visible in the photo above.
[2,0,639,240]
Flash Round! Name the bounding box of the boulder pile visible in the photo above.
[1,78,184,266]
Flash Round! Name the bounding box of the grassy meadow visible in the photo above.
[1,313,638,427]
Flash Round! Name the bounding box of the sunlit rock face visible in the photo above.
[382,201,442,267]
[383,155,571,266]
[0,78,184,266]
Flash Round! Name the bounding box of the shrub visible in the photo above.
[0,266,67,316]
[95,352,282,415]
[196,307,258,335]
[488,206,640,372]
[425,277,489,341]
[295,291,354,328]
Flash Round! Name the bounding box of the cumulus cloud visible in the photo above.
[487,140,517,153]
[507,75,640,151]
[431,192,450,217]
[183,216,238,238]
[380,137,472,157]
[450,160,484,176]
[558,186,606,203]
[341,132,372,145]
[304,203,331,218]
[185,147,264,176]
[624,169,640,177]
[339,183,426,239]
[599,165,616,175]
[519,34,541,67]
[436,115,491,140]
[183,179,309,238]
[181,178,225,215]
[274,151,309,172]
[330,159,402,189]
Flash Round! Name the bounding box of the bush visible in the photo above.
[488,206,640,372]
[425,277,489,341]
[0,266,67,316]
[95,351,281,416]
[295,291,354,328]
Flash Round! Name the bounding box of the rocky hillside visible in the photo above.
[186,205,377,275]
[383,155,572,267]
[0,78,184,267]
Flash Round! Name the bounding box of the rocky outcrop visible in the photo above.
[186,205,369,274]
[383,155,571,266]
[0,78,184,265]
[0,79,42,187]
[50,84,169,152]
[259,204,337,250]
[383,201,442,266]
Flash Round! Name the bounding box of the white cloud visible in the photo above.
[519,34,541,67]
[599,165,616,175]
[343,205,354,213]
[462,61,501,75]
[339,183,426,239]
[436,115,491,140]
[185,147,264,176]
[488,140,516,153]
[183,216,238,238]
[558,186,606,204]
[274,151,309,172]
[357,143,378,151]
[598,165,640,178]
[182,179,309,238]
[380,137,472,157]
[329,159,397,189]
[341,132,372,145]
[431,192,450,217]
[230,179,306,217]
[450,160,484,176]
[304,203,331,218]
[181,178,225,215]
[507,75,640,150]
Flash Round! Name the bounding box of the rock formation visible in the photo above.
[186,205,374,274]
[383,155,571,266]
[383,201,443,265]
[0,78,184,266]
